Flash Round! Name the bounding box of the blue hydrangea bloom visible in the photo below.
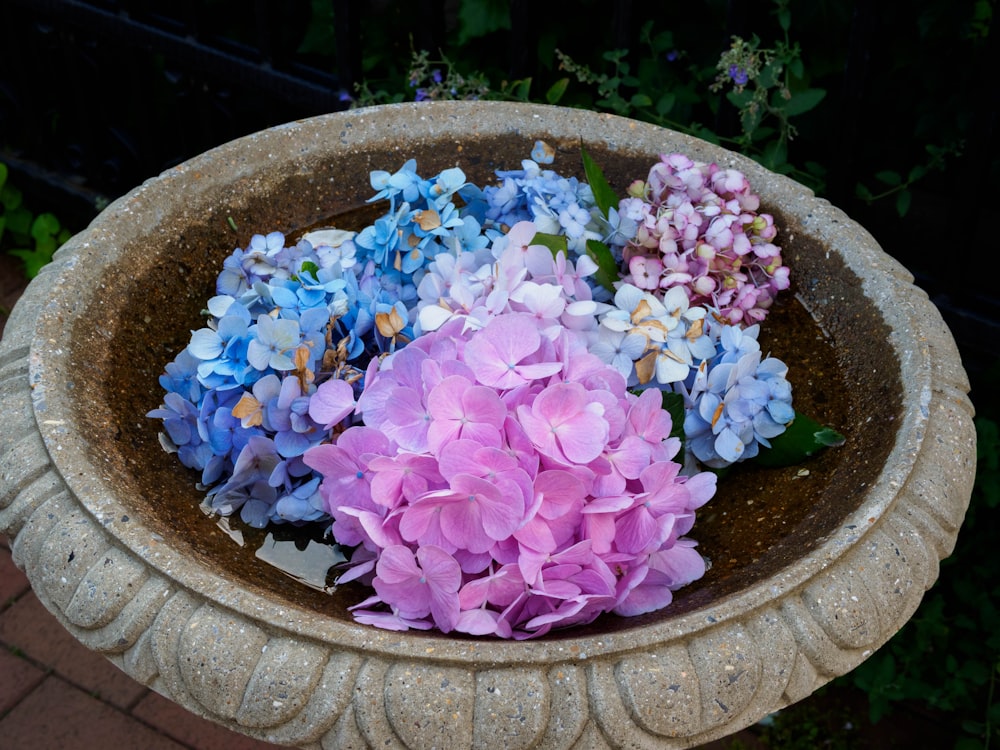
[480,158,605,254]
[682,346,794,468]
[149,158,522,527]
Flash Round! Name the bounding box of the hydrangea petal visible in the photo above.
[309,378,357,429]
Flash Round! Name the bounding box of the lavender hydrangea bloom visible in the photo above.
[304,312,718,638]
[613,153,789,325]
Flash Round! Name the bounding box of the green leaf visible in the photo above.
[655,91,676,116]
[777,8,792,32]
[508,78,532,101]
[297,0,336,55]
[456,0,510,43]
[895,189,912,217]
[855,182,874,201]
[749,126,774,144]
[602,75,621,93]
[545,77,569,104]
[875,170,902,186]
[529,231,569,258]
[36,240,58,261]
[646,25,671,50]
[660,390,686,440]
[782,87,826,116]
[907,164,927,182]
[690,124,721,145]
[0,162,7,192]
[629,93,653,108]
[957,658,990,685]
[739,106,763,137]
[752,411,845,467]
[584,239,620,294]
[4,205,32,236]
[1,183,23,212]
[761,139,788,171]
[8,247,54,279]
[955,736,985,750]
[804,160,828,178]
[31,212,61,242]
[989,696,1000,721]
[758,60,782,89]
[726,89,754,109]
[580,145,618,218]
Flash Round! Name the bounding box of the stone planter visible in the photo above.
[0,102,976,748]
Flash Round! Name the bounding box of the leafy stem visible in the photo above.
[855,142,962,217]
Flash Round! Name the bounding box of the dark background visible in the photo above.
[2,0,997,400]
[2,1,998,745]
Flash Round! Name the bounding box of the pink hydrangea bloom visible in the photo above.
[616,154,788,325]
[304,311,717,638]
[370,545,462,632]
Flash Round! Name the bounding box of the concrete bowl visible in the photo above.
[0,102,977,748]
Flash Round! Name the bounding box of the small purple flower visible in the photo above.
[728,64,749,86]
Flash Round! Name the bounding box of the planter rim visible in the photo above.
[27,101,938,661]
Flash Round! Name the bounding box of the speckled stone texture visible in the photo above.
[0,102,977,748]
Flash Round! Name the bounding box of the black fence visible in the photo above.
[2,0,998,395]
[2,0,894,204]
[2,0,354,212]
